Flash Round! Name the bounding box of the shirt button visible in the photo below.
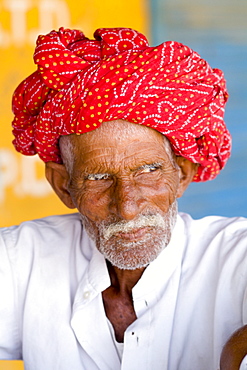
[83,291,91,300]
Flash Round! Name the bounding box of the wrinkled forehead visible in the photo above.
[74,119,168,143]
[59,120,175,169]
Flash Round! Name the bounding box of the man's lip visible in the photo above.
[114,227,150,240]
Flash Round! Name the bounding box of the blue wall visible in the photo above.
[150,0,247,218]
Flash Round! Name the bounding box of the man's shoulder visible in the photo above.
[0,213,83,248]
[178,212,247,237]
[2,212,81,229]
[177,212,247,259]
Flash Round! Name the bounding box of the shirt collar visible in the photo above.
[73,230,110,311]
[73,214,185,310]
[132,214,186,301]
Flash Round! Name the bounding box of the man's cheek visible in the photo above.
[150,187,177,211]
[79,200,108,222]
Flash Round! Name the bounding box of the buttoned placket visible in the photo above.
[121,244,184,368]
[71,216,185,370]
[121,216,186,369]
[71,246,121,369]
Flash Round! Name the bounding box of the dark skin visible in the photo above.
[46,121,206,342]
[102,262,144,342]
[46,120,197,342]
[220,325,247,370]
[46,120,247,357]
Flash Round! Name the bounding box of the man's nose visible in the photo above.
[110,179,146,221]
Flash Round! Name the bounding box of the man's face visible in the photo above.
[65,120,181,269]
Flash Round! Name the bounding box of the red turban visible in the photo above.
[12,27,231,181]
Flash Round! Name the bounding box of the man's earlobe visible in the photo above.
[175,157,199,198]
[45,162,76,209]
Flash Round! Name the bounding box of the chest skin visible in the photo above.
[102,286,137,342]
[101,260,145,343]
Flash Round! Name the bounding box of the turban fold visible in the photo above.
[12,27,231,181]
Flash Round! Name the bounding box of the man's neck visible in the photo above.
[106,260,146,294]
[102,261,147,342]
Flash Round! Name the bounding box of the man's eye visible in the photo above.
[86,173,110,181]
[140,164,162,173]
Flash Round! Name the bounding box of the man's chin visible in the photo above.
[100,246,162,270]
[97,229,170,270]
[81,201,178,269]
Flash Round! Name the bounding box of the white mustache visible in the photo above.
[101,214,167,241]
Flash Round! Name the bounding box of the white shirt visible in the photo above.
[0,212,246,370]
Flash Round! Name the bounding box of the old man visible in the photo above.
[0,27,247,369]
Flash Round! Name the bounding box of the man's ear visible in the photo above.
[175,157,199,198]
[45,162,76,209]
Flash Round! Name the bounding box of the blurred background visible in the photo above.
[0,0,246,227]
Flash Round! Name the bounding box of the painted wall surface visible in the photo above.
[0,0,149,227]
[150,0,247,218]
[0,361,24,370]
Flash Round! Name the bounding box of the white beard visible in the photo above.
[81,201,178,270]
